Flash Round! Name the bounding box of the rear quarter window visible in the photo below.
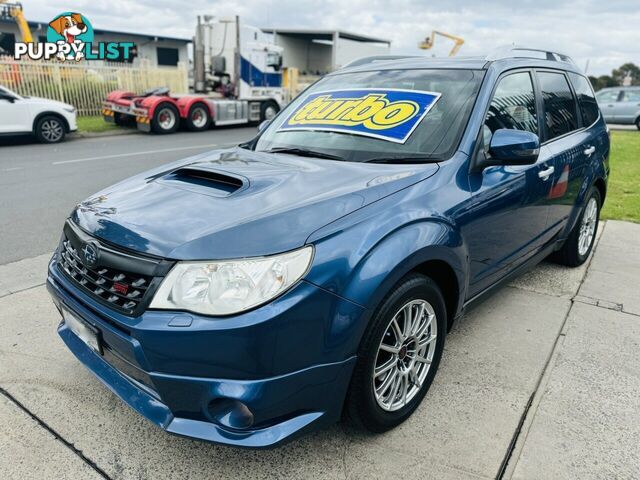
[538,71,579,140]
[622,90,640,102]
[568,73,600,127]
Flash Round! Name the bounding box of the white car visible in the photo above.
[0,85,77,143]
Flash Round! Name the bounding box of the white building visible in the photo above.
[262,28,391,75]
[0,18,190,67]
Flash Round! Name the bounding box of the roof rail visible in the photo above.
[486,45,576,65]
[342,55,421,69]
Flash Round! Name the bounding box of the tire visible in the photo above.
[35,115,66,143]
[635,117,640,130]
[185,102,211,132]
[553,186,601,267]
[344,273,446,432]
[260,101,279,122]
[151,103,179,134]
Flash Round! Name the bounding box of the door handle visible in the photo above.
[584,146,596,156]
[538,166,555,180]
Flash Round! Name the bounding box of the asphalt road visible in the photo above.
[0,127,256,265]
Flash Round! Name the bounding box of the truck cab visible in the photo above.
[194,17,284,123]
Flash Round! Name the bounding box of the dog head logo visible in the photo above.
[46,12,93,61]
[49,14,87,43]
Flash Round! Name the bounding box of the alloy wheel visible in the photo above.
[41,119,64,142]
[578,197,598,256]
[372,299,437,412]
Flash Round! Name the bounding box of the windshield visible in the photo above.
[254,68,483,162]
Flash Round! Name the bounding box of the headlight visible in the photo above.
[150,246,313,316]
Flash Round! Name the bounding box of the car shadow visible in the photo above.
[0,134,40,147]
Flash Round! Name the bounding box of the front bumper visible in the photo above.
[47,257,362,447]
[66,113,78,132]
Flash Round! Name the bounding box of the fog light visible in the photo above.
[207,398,254,430]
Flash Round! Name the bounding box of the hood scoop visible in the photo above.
[158,167,246,197]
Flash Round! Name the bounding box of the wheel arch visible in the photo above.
[175,97,213,119]
[139,96,178,117]
[32,111,69,133]
[593,176,606,205]
[333,219,467,334]
[411,259,460,331]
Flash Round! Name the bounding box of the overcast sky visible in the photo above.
[25,0,640,75]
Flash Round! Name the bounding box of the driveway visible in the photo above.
[1,220,638,479]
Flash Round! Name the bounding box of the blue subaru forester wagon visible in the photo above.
[47,47,609,448]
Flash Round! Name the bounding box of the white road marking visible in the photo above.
[52,143,220,165]
[2,167,24,172]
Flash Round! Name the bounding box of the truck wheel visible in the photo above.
[151,103,179,134]
[344,273,446,432]
[35,115,66,143]
[260,101,279,122]
[185,103,211,132]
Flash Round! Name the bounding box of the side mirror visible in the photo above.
[257,119,271,132]
[473,129,539,172]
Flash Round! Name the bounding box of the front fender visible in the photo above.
[340,221,465,311]
[306,214,466,357]
[306,183,467,308]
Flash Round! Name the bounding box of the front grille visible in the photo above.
[58,239,152,315]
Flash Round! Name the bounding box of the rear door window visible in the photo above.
[538,71,579,140]
[621,90,640,102]
[568,73,600,127]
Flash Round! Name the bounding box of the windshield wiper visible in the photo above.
[365,156,440,164]
[265,147,346,161]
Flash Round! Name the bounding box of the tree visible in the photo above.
[612,62,640,86]
[589,75,618,91]
[588,63,640,91]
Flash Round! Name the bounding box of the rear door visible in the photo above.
[537,70,591,236]
[465,70,554,296]
[616,89,640,124]
[595,89,621,123]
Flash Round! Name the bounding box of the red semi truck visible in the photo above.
[103,89,214,134]
[101,17,286,134]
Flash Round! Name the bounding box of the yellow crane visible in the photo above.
[0,1,33,43]
[419,30,464,56]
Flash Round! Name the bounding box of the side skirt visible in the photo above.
[457,240,560,318]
